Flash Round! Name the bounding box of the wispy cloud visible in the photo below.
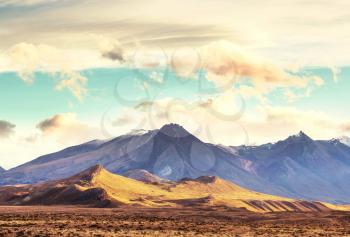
[1,0,350,65]
[200,41,323,100]
[3,42,89,100]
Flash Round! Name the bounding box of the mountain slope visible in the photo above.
[1,165,345,213]
[0,167,4,173]
[236,132,350,203]
[1,125,350,204]
[0,124,283,196]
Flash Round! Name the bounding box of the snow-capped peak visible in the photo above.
[334,136,350,146]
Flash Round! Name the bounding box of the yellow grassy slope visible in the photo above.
[80,166,350,212]
[90,167,171,206]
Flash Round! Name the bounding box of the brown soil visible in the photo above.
[0,206,350,236]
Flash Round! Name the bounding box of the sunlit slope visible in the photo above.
[80,166,348,212]
[86,165,171,206]
[1,165,349,213]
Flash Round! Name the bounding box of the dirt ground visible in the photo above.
[0,206,350,237]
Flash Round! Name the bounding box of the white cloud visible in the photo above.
[199,41,324,100]
[0,39,328,104]
[97,39,325,103]
[3,42,90,100]
[55,72,87,101]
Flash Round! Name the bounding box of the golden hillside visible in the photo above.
[65,165,349,212]
[1,165,349,213]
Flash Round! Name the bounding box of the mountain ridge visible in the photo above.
[1,124,350,204]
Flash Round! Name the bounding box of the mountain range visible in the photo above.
[1,124,350,204]
[1,164,347,213]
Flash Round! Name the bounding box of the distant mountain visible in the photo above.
[0,165,343,213]
[1,124,350,204]
[236,131,350,203]
[0,167,4,173]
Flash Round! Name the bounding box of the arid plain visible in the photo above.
[1,165,350,236]
[1,206,350,237]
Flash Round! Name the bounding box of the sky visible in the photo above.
[0,0,350,169]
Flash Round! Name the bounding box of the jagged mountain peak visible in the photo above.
[285,131,313,143]
[158,123,192,138]
[334,136,350,146]
[271,131,315,150]
[296,130,311,139]
[298,130,307,137]
[69,164,104,183]
[89,164,104,173]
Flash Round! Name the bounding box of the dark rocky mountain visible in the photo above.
[1,124,350,203]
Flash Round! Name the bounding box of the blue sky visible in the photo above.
[0,0,350,168]
[0,66,347,139]
[1,66,345,125]
[0,68,213,124]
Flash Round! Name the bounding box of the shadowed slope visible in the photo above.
[0,165,117,207]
